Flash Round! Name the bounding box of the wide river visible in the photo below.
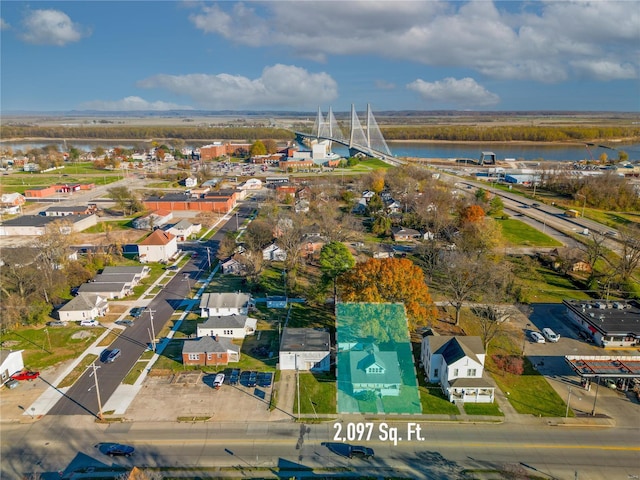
[3,139,640,163]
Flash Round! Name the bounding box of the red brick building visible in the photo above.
[181,336,240,366]
[143,192,236,213]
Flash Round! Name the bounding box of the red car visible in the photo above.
[11,371,40,381]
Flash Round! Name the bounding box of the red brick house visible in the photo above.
[143,192,236,214]
[181,336,240,366]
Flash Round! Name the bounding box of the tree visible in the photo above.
[319,241,355,304]
[262,139,278,154]
[249,140,267,156]
[475,188,489,203]
[339,257,437,328]
[579,231,607,286]
[107,186,143,216]
[216,233,238,261]
[436,251,494,326]
[371,215,391,237]
[370,172,385,194]
[488,196,504,216]
[459,204,486,225]
[472,305,513,350]
[244,218,275,251]
[366,194,384,215]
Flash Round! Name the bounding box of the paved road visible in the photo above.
[2,418,639,479]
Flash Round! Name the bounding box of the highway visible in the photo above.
[2,418,639,479]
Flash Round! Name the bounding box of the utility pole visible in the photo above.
[296,354,301,420]
[206,247,211,270]
[88,362,103,420]
[565,386,573,417]
[147,308,157,352]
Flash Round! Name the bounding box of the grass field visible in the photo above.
[0,170,122,193]
[295,372,337,415]
[496,217,563,247]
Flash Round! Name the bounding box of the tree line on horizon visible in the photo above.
[3,124,639,144]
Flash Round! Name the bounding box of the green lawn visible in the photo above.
[1,170,122,193]
[83,219,137,233]
[488,358,569,417]
[123,361,148,385]
[286,302,334,330]
[57,354,98,388]
[0,326,103,370]
[463,402,504,416]
[295,372,337,415]
[496,217,563,247]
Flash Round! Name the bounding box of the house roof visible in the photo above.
[0,349,23,365]
[428,336,485,365]
[280,328,330,352]
[348,350,401,385]
[449,377,493,388]
[1,193,24,203]
[0,214,94,228]
[139,229,176,246]
[58,293,106,312]
[199,315,252,329]
[78,282,127,294]
[171,219,193,231]
[182,336,239,354]
[199,292,251,310]
[92,273,137,284]
[101,266,148,275]
[391,226,421,236]
[44,206,89,213]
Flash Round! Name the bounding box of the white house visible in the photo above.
[262,243,287,261]
[0,350,24,385]
[167,219,202,241]
[57,293,109,321]
[196,315,257,339]
[221,257,244,275]
[199,292,252,317]
[101,266,149,282]
[138,229,178,263]
[238,178,263,190]
[184,177,198,188]
[349,349,402,397]
[279,328,330,372]
[77,282,130,299]
[421,335,495,404]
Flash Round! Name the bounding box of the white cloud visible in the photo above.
[570,60,637,81]
[0,18,10,30]
[407,77,500,108]
[187,1,639,83]
[137,64,338,109]
[20,9,87,46]
[79,96,193,111]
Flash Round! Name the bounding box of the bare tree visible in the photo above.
[615,226,640,284]
[579,231,607,286]
[472,305,513,350]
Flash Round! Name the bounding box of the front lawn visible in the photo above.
[294,372,336,415]
[488,357,568,417]
[463,402,504,416]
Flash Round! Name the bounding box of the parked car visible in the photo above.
[213,373,225,389]
[105,348,121,363]
[46,321,67,327]
[80,319,99,327]
[5,379,19,389]
[104,444,135,457]
[229,368,240,385]
[542,327,560,343]
[257,372,273,388]
[115,319,134,327]
[129,307,144,318]
[349,445,375,459]
[528,331,545,343]
[531,202,540,207]
[11,371,40,381]
[247,371,258,387]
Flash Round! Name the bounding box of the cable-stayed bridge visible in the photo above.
[295,104,404,166]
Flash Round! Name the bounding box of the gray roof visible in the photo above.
[449,377,493,388]
[78,282,127,294]
[0,214,94,227]
[200,292,251,310]
[44,206,89,213]
[564,299,640,336]
[182,336,239,354]
[101,266,147,275]
[58,293,106,312]
[199,315,250,329]
[92,273,137,284]
[171,219,193,231]
[280,328,330,352]
[428,336,484,365]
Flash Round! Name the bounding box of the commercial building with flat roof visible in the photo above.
[563,299,640,348]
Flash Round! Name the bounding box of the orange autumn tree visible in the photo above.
[338,257,437,329]
[459,204,486,224]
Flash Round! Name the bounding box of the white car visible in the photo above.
[80,319,99,327]
[542,327,560,343]
[529,331,545,343]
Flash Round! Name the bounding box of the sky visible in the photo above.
[0,1,639,113]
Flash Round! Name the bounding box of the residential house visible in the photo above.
[100,266,149,282]
[57,293,109,322]
[167,219,202,241]
[294,199,310,213]
[0,193,25,214]
[184,177,198,188]
[138,229,178,263]
[351,198,367,215]
[262,243,287,261]
[197,315,257,339]
[421,335,494,403]
[77,282,130,299]
[238,178,263,190]
[385,200,403,214]
[372,243,394,259]
[42,205,97,216]
[181,336,240,366]
[0,350,24,385]
[132,210,173,230]
[391,226,422,242]
[279,328,331,372]
[92,273,138,290]
[221,257,244,275]
[199,292,252,317]
[349,348,402,396]
[302,234,325,258]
